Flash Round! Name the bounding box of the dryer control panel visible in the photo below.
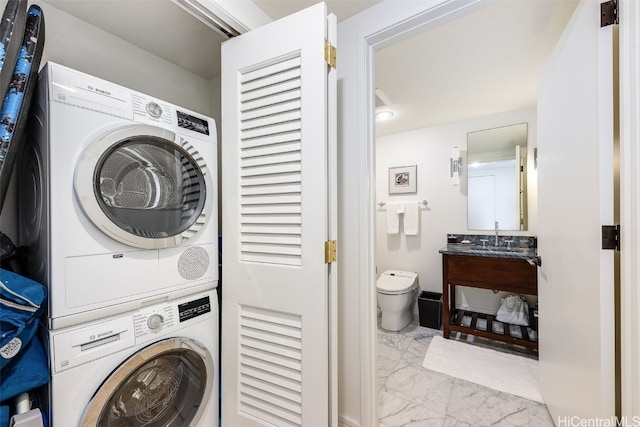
[177,111,210,136]
[132,93,172,125]
[46,63,215,143]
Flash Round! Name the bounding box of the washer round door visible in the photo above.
[75,124,213,249]
[80,337,214,427]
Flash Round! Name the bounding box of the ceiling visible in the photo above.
[44,0,578,136]
[44,0,377,81]
[252,0,381,22]
[374,0,578,136]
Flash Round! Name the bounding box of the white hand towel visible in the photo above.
[386,202,404,234]
[404,202,419,235]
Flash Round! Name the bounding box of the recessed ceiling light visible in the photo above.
[376,111,394,121]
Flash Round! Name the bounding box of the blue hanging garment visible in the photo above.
[0,334,49,403]
[0,269,49,404]
[0,406,7,427]
[0,269,45,369]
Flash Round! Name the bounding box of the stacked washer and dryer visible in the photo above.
[17,62,219,426]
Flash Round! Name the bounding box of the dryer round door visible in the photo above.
[80,337,214,427]
[75,124,213,249]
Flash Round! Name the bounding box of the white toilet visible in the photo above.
[377,270,419,331]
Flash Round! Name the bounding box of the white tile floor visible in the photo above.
[377,316,555,426]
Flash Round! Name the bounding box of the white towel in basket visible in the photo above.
[496,294,529,326]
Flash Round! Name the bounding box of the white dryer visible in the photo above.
[18,62,218,329]
[46,289,218,427]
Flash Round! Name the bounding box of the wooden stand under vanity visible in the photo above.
[441,251,538,351]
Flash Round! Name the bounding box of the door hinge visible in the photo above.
[325,240,337,263]
[324,39,336,69]
[601,0,618,27]
[602,225,620,251]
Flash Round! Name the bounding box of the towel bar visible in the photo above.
[377,200,427,208]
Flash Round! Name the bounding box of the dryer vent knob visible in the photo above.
[178,246,210,280]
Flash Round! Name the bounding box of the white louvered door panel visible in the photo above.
[240,60,303,266]
[221,3,336,427]
[238,306,303,426]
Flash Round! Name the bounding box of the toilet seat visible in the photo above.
[377,271,417,295]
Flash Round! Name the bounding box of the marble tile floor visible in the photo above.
[377,316,555,427]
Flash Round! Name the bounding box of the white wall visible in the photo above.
[0,1,216,243]
[35,2,214,115]
[375,108,537,313]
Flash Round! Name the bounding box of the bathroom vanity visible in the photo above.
[440,240,539,350]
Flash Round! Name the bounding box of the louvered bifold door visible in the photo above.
[239,56,303,267]
[221,3,334,427]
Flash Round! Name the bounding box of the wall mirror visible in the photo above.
[467,123,528,231]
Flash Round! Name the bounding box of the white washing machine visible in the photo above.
[18,62,218,329]
[46,289,218,427]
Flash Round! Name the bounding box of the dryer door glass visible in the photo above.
[81,338,213,427]
[95,136,206,238]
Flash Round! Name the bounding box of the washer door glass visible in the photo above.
[81,338,213,427]
[96,136,206,239]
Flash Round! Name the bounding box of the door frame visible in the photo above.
[339,1,491,424]
[341,0,639,424]
[619,0,640,418]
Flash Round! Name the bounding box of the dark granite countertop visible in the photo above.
[439,234,538,260]
[439,244,538,260]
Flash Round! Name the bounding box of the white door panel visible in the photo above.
[537,0,616,419]
[221,3,336,426]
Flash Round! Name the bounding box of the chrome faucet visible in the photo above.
[494,221,499,246]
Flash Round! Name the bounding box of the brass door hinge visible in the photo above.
[324,40,336,69]
[325,240,337,263]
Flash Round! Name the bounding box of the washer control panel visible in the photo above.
[134,305,174,338]
[178,295,211,322]
[146,313,165,330]
[145,101,163,118]
[132,291,215,340]
[51,290,217,372]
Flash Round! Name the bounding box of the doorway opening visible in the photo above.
[370,1,578,424]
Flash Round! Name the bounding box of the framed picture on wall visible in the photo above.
[388,165,417,194]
